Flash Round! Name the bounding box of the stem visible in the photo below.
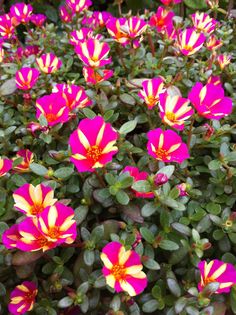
[187,117,195,150]
[94,169,106,187]
[147,33,155,57]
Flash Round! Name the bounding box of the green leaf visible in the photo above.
[119,175,134,189]
[159,240,179,251]
[54,167,74,179]
[141,202,157,217]
[160,196,185,211]
[105,173,116,185]
[167,278,181,297]
[119,120,137,134]
[184,0,207,9]
[116,190,130,205]
[30,163,48,176]
[45,5,58,22]
[84,250,95,266]
[143,258,160,270]
[83,108,96,118]
[58,297,74,308]
[172,223,191,236]
[157,165,175,178]
[208,160,221,171]
[132,180,151,193]
[0,79,17,96]
[119,93,136,105]
[206,203,221,215]
[142,300,160,313]
[230,286,236,314]
[74,206,88,225]
[140,227,155,244]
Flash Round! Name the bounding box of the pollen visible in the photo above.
[166,112,176,121]
[183,45,193,51]
[111,264,126,281]
[47,227,60,239]
[30,203,44,215]
[86,145,102,163]
[45,113,57,123]
[155,148,169,160]
[147,95,158,107]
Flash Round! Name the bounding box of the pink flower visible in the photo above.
[138,77,165,109]
[0,14,15,39]
[177,183,188,196]
[0,158,12,176]
[53,83,92,110]
[158,92,194,130]
[149,7,174,32]
[69,28,102,46]
[0,45,4,63]
[2,224,21,249]
[9,281,37,315]
[36,93,70,126]
[82,11,112,29]
[177,28,206,56]
[161,0,182,4]
[36,53,62,74]
[66,0,92,14]
[100,241,147,296]
[206,35,222,51]
[75,39,112,68]
[206,0,219,9]
[188,82,233,120]
[59,5,73,23]
[106,18,130,45]
[123,166,154,198]
[15,67,40,90]
[17,203,77,251]
[16,45,40,58]
[13,149,34,173]
[147,128,189,163]
[154,173,169,186]
[217,54,232,70]
[207,75,221,86]
[10,3,33,25]
[69,116,118,172]
[191,12,217,34]
[83,67,113,85]
[13,183,57,216]
[30,14,47,27]
[198,260,236,293]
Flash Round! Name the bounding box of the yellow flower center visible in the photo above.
[147,95,158,107]
[155,148,169,160]
[183,45,193,51]
[204,276,215,286]
[111,264,126,281]
[166,112,176,121]
[30,203,44,215]
[86,145,102,164]
[47,227,60,239]
[91,55,99,62]
[46,113,57,123]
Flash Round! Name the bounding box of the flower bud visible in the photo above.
[154,173,169,186]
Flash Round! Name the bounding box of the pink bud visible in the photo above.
[154,173,169,186]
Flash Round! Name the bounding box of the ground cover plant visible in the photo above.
[0,0,236,314]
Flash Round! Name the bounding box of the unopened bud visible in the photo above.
[154,173,169,186]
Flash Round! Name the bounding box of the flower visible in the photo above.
[138,77,165,109]
[206,0,219,9]
[30,14,47,27]
[2,224,21,249]
[10,3,33,25]
[69,28,102,46]
[69,116,118,172]
[147,128,190,163]
[36,53,62,74]
[206,35,222,51]
[0,158,12,176]
[154,173,169,186]
[122,166,154,198]
[0,45,4,63]
[17,203,77,251]
[36,93,70,126]
[8,281,37,315]
[207,75,221,86]
[198,260,236,293]
[59,5,73,23]
[161,0,182,4]
[75,39,112,68]
[106,18,130,45]
[177,28,206,56]
[100,241,147,296]
[13,149,34,173]
[66,0,92,14]
[188,82,233,120]
[83,67,113,85]
[53,83,92,110]
[158,92,194,130]
[0,14,15,39]
[16,45,40,58]
[15,67,40,90]
[82,11,112,29]
[217,54,232,70]
[191,12,217,34]
[149,7,174,32]
[13,183,57,216]
[177,183,188,196]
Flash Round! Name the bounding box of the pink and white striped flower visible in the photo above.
[82,11,112,29]
[75,39,112,68]
[106,18,130,46]
[69,116,118,172]
[149,7,174,32]
[59,5,73,23]
[0,14,15,39]
[206,35,222,51]
[158,92,194,130]
[188,82,233,120]
[101,241,148,296]
[217,54,232,70]
[36,93,69,126]
[191,12,217,34]
[15,67,40,90]
[30,14,47,27]
[177,28,206,56]
[69,28,102,46]
[147,128,189,163]
[0,158,12,176]
[83,67,113,85]
[2,224,21,249]
[13,183,57,216]
[66,0,92,14]
[8,281,37,315]
[138,77,165,109]
[13,149,34,173]
[10,3,33,25]
[36,53,62,74]
[53,83,92,110]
